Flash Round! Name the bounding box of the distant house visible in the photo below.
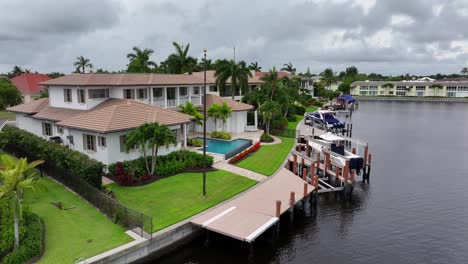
[10,73,51,103]
[351,80,468,97]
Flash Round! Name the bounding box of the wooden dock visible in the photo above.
[191,168,314,243]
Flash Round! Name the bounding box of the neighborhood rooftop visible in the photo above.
[204,94,254,112]
[352,80,468,86]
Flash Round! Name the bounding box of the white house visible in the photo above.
[7,73,256,166]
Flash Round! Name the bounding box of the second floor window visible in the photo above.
[124,89,135,99]
[64,89,72,103]
[89,89,109,99]
[137,88,148,99]
[78,89,86,104]
[193,87,200,96]
[180,87,188,97]
[57,126,64,134]
[42,123,52,136]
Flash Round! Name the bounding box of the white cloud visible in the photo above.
[390,14,415,27]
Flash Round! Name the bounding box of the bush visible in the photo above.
[270,117,288,130]
[1,126,104,188]
[210,131,232,140]
[286,115,297,122]
[108,150,214,184]
[0,201,43,264]
[229,142,261,164]
[188,138,203,147]
[260,133,274,143]
[288,104,306,116]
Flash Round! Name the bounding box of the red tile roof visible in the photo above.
[10,73,51,94]
[204,94,253,112]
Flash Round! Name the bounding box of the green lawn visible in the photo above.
[24,177,132,264]
[0,111,15,121]
[286,115,304,130]
[236,136,295,176]
[306,106,319,112]
[110,170,257,232]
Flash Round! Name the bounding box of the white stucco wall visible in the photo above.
[195,111,247,134]
[16,114,44,138]
[49,86,109,110]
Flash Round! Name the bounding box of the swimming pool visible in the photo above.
[196,137,252,159]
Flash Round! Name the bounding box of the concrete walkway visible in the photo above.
[213,162,268,182]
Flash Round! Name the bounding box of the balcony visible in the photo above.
[191,96,201,105]
[153,98,165,107]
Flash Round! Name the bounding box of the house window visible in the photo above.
[67,135,74,145]
[396,91,406,96]
[123,89,135,99]
[137,88,148,99]
[57,126,64,134]
[396,86,407,91]
[64,89,72,103]
[89,89,109,99]
[179,87,188,97]
[193,87,200,95]
[416,86,426,91]
[417,91,424,96]
[98,136,106,148]
[389,91,394,95]
[153,88,163,98]
[380,91,384,95]
[119,135,136,152]
[78,89,86,104]
[447,92,456,97]
[209,86,217,92]
[83,134,96,152]
[42,123,52,136]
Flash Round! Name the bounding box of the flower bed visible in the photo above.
[228,142,261,164]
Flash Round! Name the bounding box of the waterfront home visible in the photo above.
[7,73,256,165]
[10,73,51,103]
[351,80,468,97]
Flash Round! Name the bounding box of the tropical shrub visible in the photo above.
[286,115,297,122]
[288,104,306,116]
[210,131,232,140]
[188,138,203,147]
[0,126,104,188]
[108,150,213,185]
[260,133,274,143]
[229,142,261,164]
[270,117,288,130]
[0,201,42,264]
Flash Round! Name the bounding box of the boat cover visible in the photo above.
[337,94,356,103]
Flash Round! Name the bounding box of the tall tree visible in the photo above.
[281,62,296,74]
[165,42,198,74]
[320,68,337,90]
[0,78,23,110]
[214,60,252,99]
[248,62,262,72]
[345,66,359,78]
[258,100,281,135]
[219,102,232,131]
[179,101,203,125]
[0,155,44,250]
[126,47,157,73]
[461,67,468,75]
[125,123,176,175]
[260,67,281,100]
[207,103,222,131]
[73,56,93,73]
[9,66,30,78]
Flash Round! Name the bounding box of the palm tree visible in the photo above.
[281,62,296,74]
[179,102,203,135]
[429,84,443,96]
[0,155,44,250]
[10,66,30,77]
[165,42,198,74]
[214,60,252,100]
[260,67,280,100]
[219,102,232,131]
[207,103,222,131]
[125,123,176,175]
[249,62,262,72]
[126,46,157,73]
[73,56,93,73]
[258,100,281,135]
[382,83,394,95]
[320,68,337,90]
[461,67,468,75]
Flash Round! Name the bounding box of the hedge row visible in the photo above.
[108,150,214,181]
[0,126,104,188]
[0,202,43,264]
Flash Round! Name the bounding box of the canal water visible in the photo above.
[148,102,468,264]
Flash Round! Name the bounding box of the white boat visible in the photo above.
[304,110,346,133]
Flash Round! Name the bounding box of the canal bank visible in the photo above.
[148,101,468,264]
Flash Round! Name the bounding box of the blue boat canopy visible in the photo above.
[337,94,356,102]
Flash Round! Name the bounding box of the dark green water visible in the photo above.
[145,102,468,264]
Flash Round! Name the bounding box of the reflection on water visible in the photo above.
[144,102,468,264]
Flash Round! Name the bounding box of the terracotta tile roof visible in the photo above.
[40,73,205,87]
[11,73,51,94]
[192,70,263,85]
[32,106,85,122]
[56,99,193,133]
[204,94,253,112]
[7,98,49,114]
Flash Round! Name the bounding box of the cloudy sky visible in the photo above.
[1,0,467,75]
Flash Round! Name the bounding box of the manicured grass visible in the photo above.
[110,170,257,232]
[306,106,319,112]
[286,115,304,130]
[24,177,132,264]
[0,111,15,121]
[237,136,295,176]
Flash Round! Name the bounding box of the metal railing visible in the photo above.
[3,144,154,238]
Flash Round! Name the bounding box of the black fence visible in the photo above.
[3,144,153,238]
[271,128,299,139]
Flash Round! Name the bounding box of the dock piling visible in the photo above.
[289,192,295,222]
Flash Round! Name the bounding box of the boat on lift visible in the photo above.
[304,110,346,132]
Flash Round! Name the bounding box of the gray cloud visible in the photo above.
[0,0,467,75]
